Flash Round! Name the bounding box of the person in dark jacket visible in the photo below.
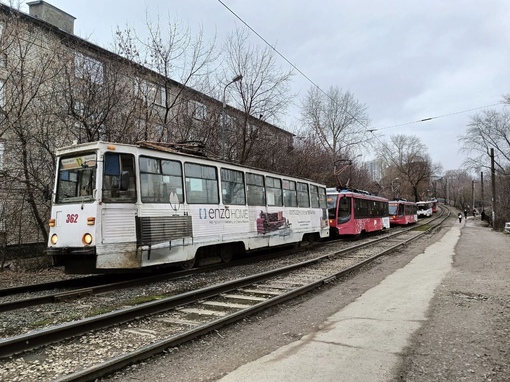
[458,213,463,223]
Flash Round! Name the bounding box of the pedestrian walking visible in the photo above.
[458,213,463,223]
[464,209,467,219]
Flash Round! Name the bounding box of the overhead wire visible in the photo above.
[216,0,504,138]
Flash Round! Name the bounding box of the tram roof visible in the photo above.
[55,141,327,187]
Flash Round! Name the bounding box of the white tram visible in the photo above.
[47,141,329,273]
[416,201,433,217]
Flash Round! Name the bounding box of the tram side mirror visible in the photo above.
[43,184,51,201]
[120,171,130,191]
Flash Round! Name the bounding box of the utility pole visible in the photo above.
[446,177,449,205]
[471,180,475,211]
[491,148,496,227]
[480,171,484,213]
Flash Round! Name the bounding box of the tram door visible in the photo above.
[101,152,138,248]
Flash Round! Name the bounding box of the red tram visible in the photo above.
[388,200,418,226]
[327,188,390,236]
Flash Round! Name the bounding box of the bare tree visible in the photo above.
[221,27,294,165]
[55,47,148,144]
[378,135,437,202]
[459,107,510,175]
[300,85,370,164]
[114,12,217,143]
[459,103,510,228]
[443,169,474,211]
[0,9,68,245]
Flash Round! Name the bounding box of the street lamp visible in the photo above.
[222,74,243,160]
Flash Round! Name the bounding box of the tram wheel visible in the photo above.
[179,258,195,270]
[220,245,233,263]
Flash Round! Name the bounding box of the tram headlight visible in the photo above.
[50,234,58,245]
[82,233,93,245]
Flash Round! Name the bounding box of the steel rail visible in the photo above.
[54,206,451,382]
[0,207,443,313]
[0,206,450,360]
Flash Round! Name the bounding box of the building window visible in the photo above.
[0,141,4,171]
[0,80,5,108]
[73,101,84,116]
[134,78,166,106]
[158,86,166,107]
[75,52,104,84]
[189,100,207,120]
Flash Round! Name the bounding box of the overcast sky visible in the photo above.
[17,0,510,171]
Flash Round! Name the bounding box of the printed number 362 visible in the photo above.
[66,214,78,223]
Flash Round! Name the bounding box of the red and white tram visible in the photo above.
[46,141,330,273]
[388,200,418,226]
[327,188,390,236]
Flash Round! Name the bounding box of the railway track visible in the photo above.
[0,206,443,314]
[0,207,450,382]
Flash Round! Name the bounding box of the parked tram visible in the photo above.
[416,201,433,217]
[388,200,418,226]
[327,188,390,236]
[46,141,329,273]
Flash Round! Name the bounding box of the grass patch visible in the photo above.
[126,294,166,305]
[412,224,431,231]
[29,318,54,328]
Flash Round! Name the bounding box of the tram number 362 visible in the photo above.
[66,214,79,223]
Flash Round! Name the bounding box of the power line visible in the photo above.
[216,0,505,136]
[216,0,371,130]
[371,103,504,132]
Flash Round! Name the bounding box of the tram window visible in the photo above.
[103,153,136,203]
[318,187,327,209]
[221,168,245,205]
[185,162,218,204]
[337,196,351,223]
[327,194,338,219]
[297,182,310,208]
[139,156,183,204]
[266,176,283,206]
[310,185,319,208]
[246,173,265,206]
[283,179,297,207]
[354,198,369,218]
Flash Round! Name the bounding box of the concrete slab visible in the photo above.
[218,225,461,382]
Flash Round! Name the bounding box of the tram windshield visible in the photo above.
[55,154,97,204]
[327,194,337,219]
[417,203,429,210]
[388,204,398,215]
[327,194,351,223]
